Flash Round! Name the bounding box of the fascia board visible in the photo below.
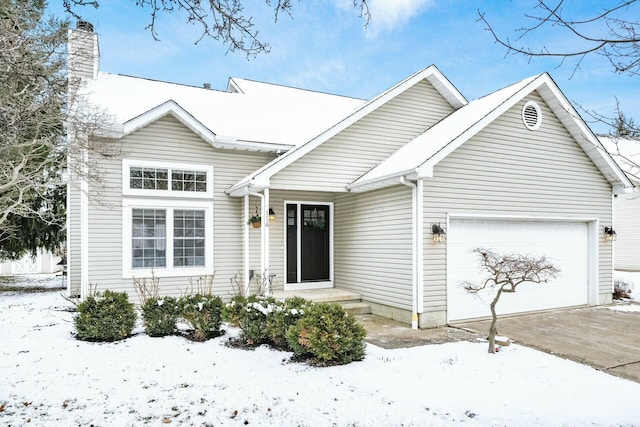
[348,169,418,192]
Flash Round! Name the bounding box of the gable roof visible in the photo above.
[226,65,468,195]
[348,73,634,194]
[84,72,365,150]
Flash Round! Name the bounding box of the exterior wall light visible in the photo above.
[432,224,446,243]
[604,226,617,242]
[268,208,276,222]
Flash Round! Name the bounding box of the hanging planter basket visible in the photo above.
[247,214,261,228]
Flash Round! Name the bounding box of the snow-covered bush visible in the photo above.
[286,303,366,365]
[613,279,633,300]
[266,296,311,350]
[141,296,179,337]
[177,294,223,341]
[222,294,248,327]
[236,295,280,345]
[74,290,137,342]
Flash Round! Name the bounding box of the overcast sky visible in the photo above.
[51,0,639,134]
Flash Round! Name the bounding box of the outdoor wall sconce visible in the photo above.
[604,226,617,242]
[268,208,276,222]
[432,224,446,243]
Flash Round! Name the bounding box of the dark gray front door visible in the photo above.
[286,203,330,283]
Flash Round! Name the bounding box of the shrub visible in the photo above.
[74,290,137,342]
[286,303,366,365]
[613,280,633,300]
[178,294,223,341]
[237,295,280,345]
[222,294,248,327]
[266,296,312,350]
[141,296,179,337]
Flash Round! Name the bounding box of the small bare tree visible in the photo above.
[462,248,559,354]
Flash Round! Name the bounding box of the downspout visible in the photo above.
[400,176,419,329]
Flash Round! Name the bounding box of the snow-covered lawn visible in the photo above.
[2,289,640,426]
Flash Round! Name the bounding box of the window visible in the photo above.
[171,170,207,192]
[173,210,205,266]
[132,209,166,268]
[123,160,213,199]
[130,167,168,190]
[122,200,213,278]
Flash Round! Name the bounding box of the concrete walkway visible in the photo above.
[456,304,640,383]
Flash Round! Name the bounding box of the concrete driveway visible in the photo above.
[456,304,640,382]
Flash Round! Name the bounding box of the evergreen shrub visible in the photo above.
[222,294,248,327]
[286,303,366,365]
[177,294,223,341]
[236,295,280,345]
[266,296,312,350]
[74,290,137,342]
[141,296,179,337]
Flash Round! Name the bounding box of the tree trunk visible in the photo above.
[487,287,504,354]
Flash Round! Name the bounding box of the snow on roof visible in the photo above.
[85,72,365,148]
[599,135,640,184]
[349,75,540,189]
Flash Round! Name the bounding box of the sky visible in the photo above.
[49,0,639,134]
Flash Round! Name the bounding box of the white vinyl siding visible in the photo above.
[83,115,274,300]
[334,186,413,310]
[422,92,613,318]
[270,80,454,191]
[614,194,640,271]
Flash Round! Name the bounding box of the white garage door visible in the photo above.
[447,219,589,322]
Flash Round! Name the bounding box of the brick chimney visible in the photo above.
[68,20,99,81]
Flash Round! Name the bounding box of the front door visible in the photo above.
[286,203,332,287]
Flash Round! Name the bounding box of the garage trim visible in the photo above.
[444,213,599,322]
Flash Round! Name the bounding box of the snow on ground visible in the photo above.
[2,290,640,426]
[0,273,64,291]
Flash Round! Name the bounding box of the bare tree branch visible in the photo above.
[62,0,371,58]
[478,1,640,76]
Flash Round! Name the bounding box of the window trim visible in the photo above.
[122,159,214,199]
[122,198,214,278]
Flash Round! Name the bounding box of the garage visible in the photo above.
[447,218,591,322]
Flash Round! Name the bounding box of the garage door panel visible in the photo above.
[447,219,588,321]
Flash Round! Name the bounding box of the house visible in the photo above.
[66,22,634,328]
[599,135,640,271]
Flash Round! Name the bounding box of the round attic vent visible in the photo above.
[522,101,542,130]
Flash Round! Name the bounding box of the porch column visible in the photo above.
[243,194,250,295]
[263,187,271,294]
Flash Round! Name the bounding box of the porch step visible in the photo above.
[340,302,372,315]
[272,288,371,314]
